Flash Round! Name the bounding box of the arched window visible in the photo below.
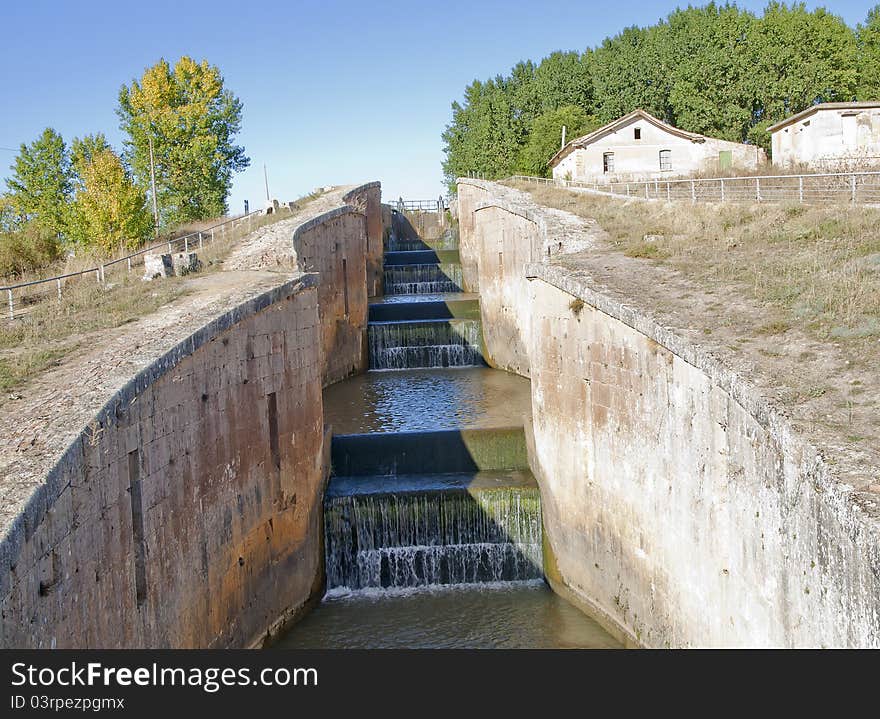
[659,149,672,171]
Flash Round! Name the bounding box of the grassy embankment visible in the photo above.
[513,183,880,414]
[0,192,324,398]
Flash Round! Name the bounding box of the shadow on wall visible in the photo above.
[323,426,544,591]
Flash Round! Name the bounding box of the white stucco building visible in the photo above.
[549,109,765,183]
[768,102,880,169]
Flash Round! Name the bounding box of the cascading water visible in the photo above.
[324,486,542,591]
[383,264,464,294]
[278,208,620,647]
[368,319,484,370]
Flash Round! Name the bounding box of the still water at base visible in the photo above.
[274,582,622,649]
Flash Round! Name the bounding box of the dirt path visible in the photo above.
[0,186,358,533]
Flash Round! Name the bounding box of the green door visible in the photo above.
[718,150,732,170]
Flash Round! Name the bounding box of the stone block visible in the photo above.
[172,252,201,276]
[142,253,173,281]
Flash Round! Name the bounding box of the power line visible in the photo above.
[0,147,18,152]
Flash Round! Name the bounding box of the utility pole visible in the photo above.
[561,125,567,149]
[264,164,270,202]
[148,134,159,238]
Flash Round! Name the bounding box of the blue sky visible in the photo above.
[0,0,875,209]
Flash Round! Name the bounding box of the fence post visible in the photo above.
[99,265,105,285]
[720,178,725,203]
[691,180,696,203]
[799,176,804,203]
[756,178,761,202]
[57,278,62,301]
[851,174,857,205]
[167,239,172,253]
[127,257,132,273]
[211,228,214,244]
[626,183,630,197]
[645,183,649,199]
[184,236,189,253]
[7,289,13,320]
[667,182,671,201]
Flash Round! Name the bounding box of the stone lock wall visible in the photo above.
[0,184,381,648]
[292,208,369,387]
[457,178,880,647]
[344,183,383,298]
[0,278,325,648]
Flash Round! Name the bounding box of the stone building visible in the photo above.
[549,109,765,183]
[768,102,880,169]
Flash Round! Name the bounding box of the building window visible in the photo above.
[634,127,641,140]
[659,149,672,171]
[603,152,615,173]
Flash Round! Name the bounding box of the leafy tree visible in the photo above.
[664,4,759,143]
[857,5,880,99]
[117,56,250,227]
[68,137,152,252]
[749,2,858,147]
[516,106,600,177]
[0,222,60,278]
[590,24,673,124]
[533,51,594,114]
[7,128,72,240]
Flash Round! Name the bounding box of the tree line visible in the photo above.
[1,56,249,277]
[442,2,880,189]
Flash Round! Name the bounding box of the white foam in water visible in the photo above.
[368,320,483,369]
[384,264,464,295]
[323,578,546,601]
[324,490,543,591]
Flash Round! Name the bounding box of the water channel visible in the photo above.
[275,213,620,649]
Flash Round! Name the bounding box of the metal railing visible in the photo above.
[504,172,880,205]
[392,196,449,213]
[1,207,285,321]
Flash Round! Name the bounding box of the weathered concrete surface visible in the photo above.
[226,182,382,387]
[292,208,368,386]
[458,178,880,647]
[0,183,381,648]
[459,182,602,377]
[344,183,383,298]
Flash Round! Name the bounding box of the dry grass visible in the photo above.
[0,190,328,399]
[520,184,880,351]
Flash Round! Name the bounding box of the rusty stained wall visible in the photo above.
[0,278,326,648]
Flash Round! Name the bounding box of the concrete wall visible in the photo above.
[553,116,765,183]
[0,188,379,649]
[0,278,325,648]
[772,106,880,169]
[458,178,880,647]
[293,208,368,387]
[344,183,383,298]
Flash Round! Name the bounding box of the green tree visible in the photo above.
[664,4,759,143]
[590,24,673,124]
[749,2,858,147]
[117,56,250,227]
[533,51,595,114]
[515,106,600,177]
[857,5,880,99]
[7,128,72,240]
[441,78,523,188]
[68,136,152,252]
